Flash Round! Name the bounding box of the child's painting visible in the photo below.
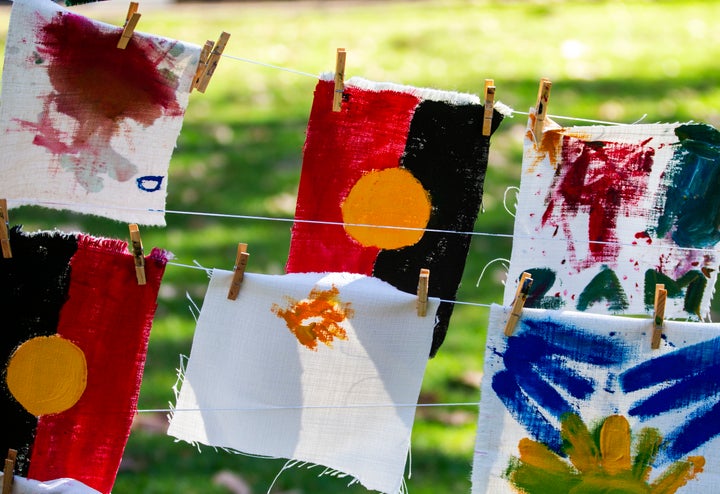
[0,227,168,494]
[472,304,720,493]
[0,0,200,225]
[168,271,439,494]
[505,112,720,320]
[286,75,511,356]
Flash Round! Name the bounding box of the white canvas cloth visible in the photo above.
[168,271,439,494]
[0,0,200,225]
[0,474,100,494]
[472,304,720,493]
[505,112,720,319]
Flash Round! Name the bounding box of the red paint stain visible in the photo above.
[634,231,652,244]
[19,11,186,191]
[272,286,354,350]
[542,136,655,270]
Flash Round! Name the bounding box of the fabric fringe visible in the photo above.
[320,71,513,114]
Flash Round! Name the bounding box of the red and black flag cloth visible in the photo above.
[286,76,509,357]
[0,226,168,494]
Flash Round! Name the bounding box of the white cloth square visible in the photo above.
[168,271,439,494]
[0,0,200,225]
[505,113,720,319]
[472,304,720,493]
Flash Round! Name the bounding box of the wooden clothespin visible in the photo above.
[533,78,552,145]
[417,268,430,317]
[128,224,146,286]
[117,2,141,49]
[504,272,533,336]
[2,449,17,494]
[332,48,347,112]
[0,199,11,259]
[227,242,250,300]
[194,32,231,94]
[191,40,215,91]
[651,284,667,349]
[482,78,495,137]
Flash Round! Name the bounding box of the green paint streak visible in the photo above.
[576,266,628,312]
[643,269,706,318]
[631,428,661,481]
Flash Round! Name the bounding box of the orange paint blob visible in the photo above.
[599,415,632,475]
[272,285,354,350]
[341,168,431,249]
[6,335,87,416]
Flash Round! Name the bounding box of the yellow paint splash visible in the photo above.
[271,285,354,350]
[506,414,705,494]
[341,168,431,249]
[6,335,87,416]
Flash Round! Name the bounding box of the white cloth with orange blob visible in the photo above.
[168,271,440,494]
[0,0,200,225]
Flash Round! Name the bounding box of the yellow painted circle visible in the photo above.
[6,335,87,416]
[341,168,431,249]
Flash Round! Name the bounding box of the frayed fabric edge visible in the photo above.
[320,71,514,113]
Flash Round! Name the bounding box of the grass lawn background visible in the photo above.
[1,0,720,492]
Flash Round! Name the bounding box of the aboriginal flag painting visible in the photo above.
[286,75,510,356]
[0,226,168,494]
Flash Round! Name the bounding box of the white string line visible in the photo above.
[13,199,720,256]
[141,402,480,414]
[217,52,644,126]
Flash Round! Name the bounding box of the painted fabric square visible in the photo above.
[167,271,439,494]
[0,0,201,225]
[472,304,720,493]
[505,113,720,320]
[285,75,511,357]
[0,226,168,494]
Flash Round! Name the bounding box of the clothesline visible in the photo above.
[10,198,720,256]
[139,402,481,414]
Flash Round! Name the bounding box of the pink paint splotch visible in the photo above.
[16,11,186,192]
[542,136,655,270]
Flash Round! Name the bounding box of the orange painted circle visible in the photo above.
[341,168,431,249]
[6,335,87,416]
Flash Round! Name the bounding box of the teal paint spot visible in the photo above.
[655,123,720,248]
[577,266,628,312]
[525,268,564,310]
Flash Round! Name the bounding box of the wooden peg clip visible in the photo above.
[191,40,215,91]
[482,79,496,137]
[332,48,347,112]
[651,284,667,349]
[227,243,250,300]
[0,199,11,259]
[194,32,231,94]
[504,272,533,336]
[117,2,141,49]
[533,78,552,145]
[417,268,430,317]
[128,224,146,286]
[2,449,17,494]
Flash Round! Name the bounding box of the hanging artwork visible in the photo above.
[168,271,439,494]
[472,304,720,493]
[0,0,201,226]
[505,112,720,319]
[286,75,511,356]
[0,226,168,494]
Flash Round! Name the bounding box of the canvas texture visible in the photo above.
[167,270,440,494]
[0,0,201,225]
[0,227,168,494]
[505,112,720,320]
[285,75,510,357]
[472,303,720,493]
[0,474,100,494]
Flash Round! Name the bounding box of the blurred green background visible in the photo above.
[2,0,720,492]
